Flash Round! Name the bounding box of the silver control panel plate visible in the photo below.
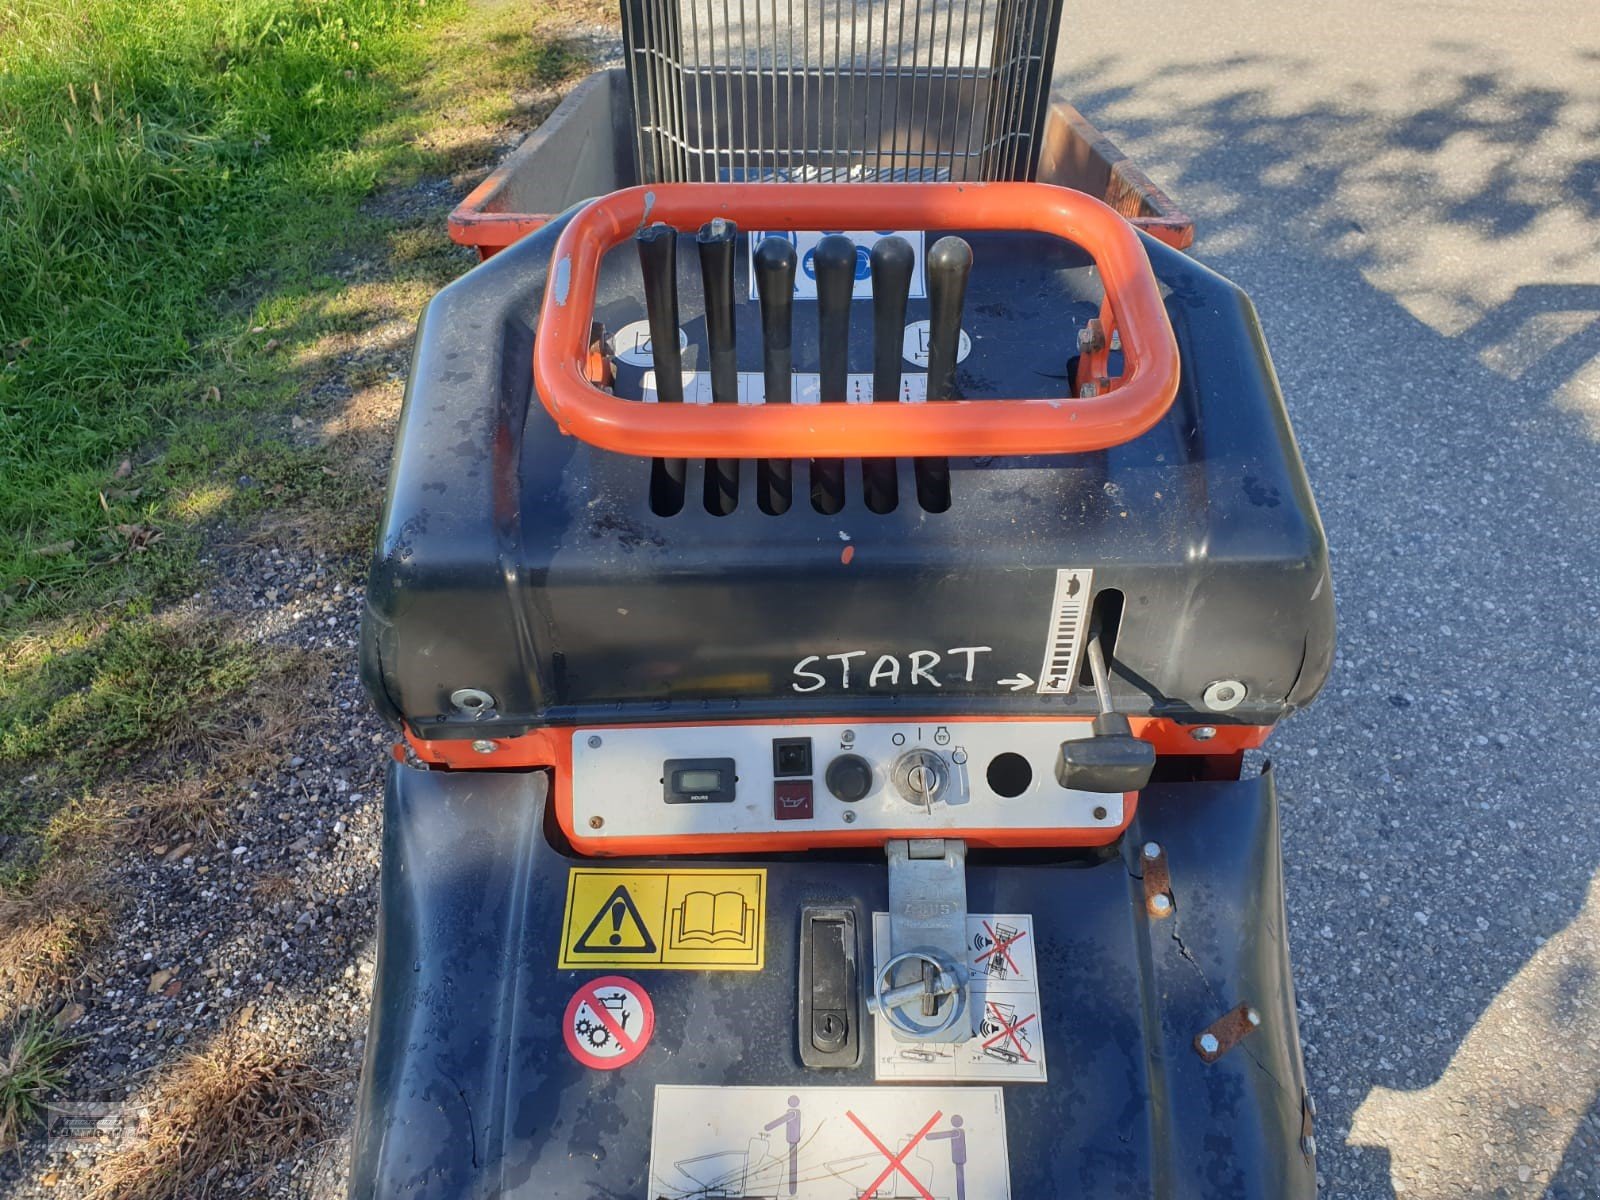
[570,721,1123,840]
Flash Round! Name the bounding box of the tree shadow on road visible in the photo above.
[1071,38,1600,1200]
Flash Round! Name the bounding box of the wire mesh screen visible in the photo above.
[620,0,1065,184]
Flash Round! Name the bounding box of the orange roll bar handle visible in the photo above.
[533,182,1182,460]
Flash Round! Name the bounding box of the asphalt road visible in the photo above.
[1063,6,1600,1196]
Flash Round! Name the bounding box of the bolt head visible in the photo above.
[587,734,602,749]
[1199,1033,1220,1055]
[1143,841,1162,860]
[1190,726,1218,741]
[588,816,603,829]
[1302,1135,1317,1158]
[1150,893,1172,915]
[471,739,496,754]
[1246,1007,1262,1027]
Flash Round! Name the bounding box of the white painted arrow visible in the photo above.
[997,674,1035,691]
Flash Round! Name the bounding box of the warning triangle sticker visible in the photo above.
[572,885,657,955]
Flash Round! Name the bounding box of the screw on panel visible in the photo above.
[1149,894,1172,916]
[471,739,497,754]
[1198,1033,1220,1056]
[587,735,603,748]
[1143,841,1161,861]
[1190,726,1218,741]
[588,816,604,829]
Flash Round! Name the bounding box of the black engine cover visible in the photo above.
[359,214,1333,739]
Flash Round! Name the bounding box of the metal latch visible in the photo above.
[867,838,974,1043]
[798,907,861,1069]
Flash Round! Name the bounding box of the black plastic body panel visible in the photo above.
[347,761,1314,1199]
[360,211,1333,740]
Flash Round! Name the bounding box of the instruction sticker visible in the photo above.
[648,1085,1010,1200]
[746,230,928,301]
[558,868,766,971]
[872,913,1047,1084]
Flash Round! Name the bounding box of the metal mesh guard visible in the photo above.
[621,0,1065,185]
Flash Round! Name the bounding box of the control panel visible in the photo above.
[568,720,1127,844]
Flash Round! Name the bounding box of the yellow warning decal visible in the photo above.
[558,868,766,971]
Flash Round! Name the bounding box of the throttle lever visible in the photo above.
[1056,630,1156,793]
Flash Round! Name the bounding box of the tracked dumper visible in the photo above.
[350,3,1334,1196]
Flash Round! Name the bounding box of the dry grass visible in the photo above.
[249,872,301,907]
[85,1027,333,1200]
[0,636,329,1018]
[131,642,332,843]
[0,863,113,1021]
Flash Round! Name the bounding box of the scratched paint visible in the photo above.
[552,255,572,306]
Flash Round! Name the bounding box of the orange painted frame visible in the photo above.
[532,182,1182,459]
[403,716,1271,858]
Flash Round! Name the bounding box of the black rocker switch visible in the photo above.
[811,234,856,515]
[799,907,860,1068]
[1056,630,1155,793]
[754,235,797,514]
[637,223,687,514]
[825,753,874,802]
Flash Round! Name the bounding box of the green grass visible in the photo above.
[0,0,597,888]
[0,0,454,615]
[0,1011,79,1150]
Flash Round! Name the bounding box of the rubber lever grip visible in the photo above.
[697,218,739,405]
[870,236,914,403]
[925,235,972,401]
[753,236,797,404]
[810,235,856,514]
[813,234,857,403]
[696,219,740,514]
[636,223,683,405]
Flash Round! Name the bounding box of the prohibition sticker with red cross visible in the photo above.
[563,975,654,1070]
[871,912,1047,1082]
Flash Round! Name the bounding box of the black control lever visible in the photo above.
[637,223,687,514]
[753,235,796,514]
[918,236,971,513]
[697,218,740,515]
[811,234,856,514]
[865,236,913,514]
[1055,630,1156,793]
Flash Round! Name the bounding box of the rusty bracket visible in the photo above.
[1299,1089,1317,1159]
[586,321,614,390]
[1193,1002,1262,1062]
[1140,841,1173,919]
